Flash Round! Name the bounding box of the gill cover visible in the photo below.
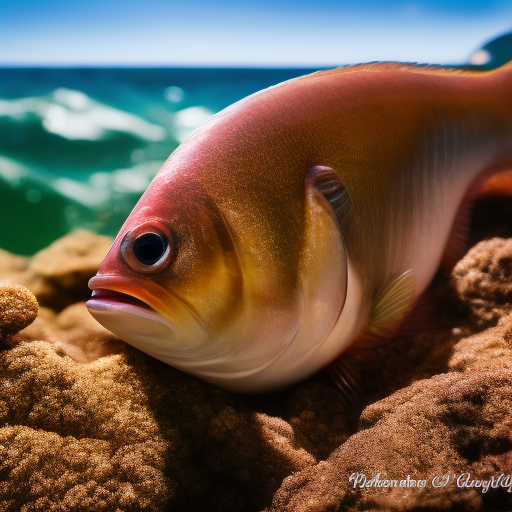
[236,165,354,391]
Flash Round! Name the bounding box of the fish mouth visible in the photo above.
[86,285,169,330]
[87,288,154,313]
[86,273,210,355]
[87,273,208,331]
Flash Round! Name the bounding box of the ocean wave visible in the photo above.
[173,106,214,143]
[0,155,164,254]
[0,154,58,188]
[0,154,162,208]
[0,88,166,142]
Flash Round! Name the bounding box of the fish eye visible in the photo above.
[121,222,172,273]
[133,232,167,265]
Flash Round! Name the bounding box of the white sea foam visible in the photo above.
[0,98,43,120]
[0,152,162,212]
[111,168,152,193]
[52,88,90,110]
[53,177,109,207]
[53,160,163,207]
[173,106,214,143]
[0,153,103,208]
[0,88,167,142]
[89,160,162,194]
[43,103,106,140]
[0,155,29,185]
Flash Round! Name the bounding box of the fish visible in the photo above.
[86,62,512,393]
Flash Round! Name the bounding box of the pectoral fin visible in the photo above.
[368,270,416,336]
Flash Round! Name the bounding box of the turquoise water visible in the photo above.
[0,68,318,254]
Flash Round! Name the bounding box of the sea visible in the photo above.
[0,67,318,255]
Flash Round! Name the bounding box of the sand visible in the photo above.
[0,197,511,511]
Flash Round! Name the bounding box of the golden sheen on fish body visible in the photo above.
[87,63,512,393]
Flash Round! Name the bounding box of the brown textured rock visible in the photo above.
[453,237,512,327]
[0,196,511,512]
[29,229,112,289]
[0,283,38,339]
[19,301,127,362]
[271,371,511,512]
[0,230,112,311]
[0,342,313,512]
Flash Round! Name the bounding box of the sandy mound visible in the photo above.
[0,200,511,511]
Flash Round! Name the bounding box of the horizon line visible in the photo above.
[0,60,467,69]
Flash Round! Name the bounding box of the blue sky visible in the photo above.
[1,0,511,66]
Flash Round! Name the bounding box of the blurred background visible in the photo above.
[1,0,511,254]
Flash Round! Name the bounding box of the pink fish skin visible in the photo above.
[87,62,512,393]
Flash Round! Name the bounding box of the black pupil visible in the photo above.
[133,233,167,266]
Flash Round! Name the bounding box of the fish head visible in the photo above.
[87,175,246,365]
[87,163,314,390]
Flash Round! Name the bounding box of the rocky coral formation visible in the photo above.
[0,205,511,512]
[270,314,512,512]
[453,237,512,327]
[0,283,38,340]
[0,229,113,311]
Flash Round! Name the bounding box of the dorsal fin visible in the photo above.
[304,62,482,80]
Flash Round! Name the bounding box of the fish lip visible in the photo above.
[87,273,209,332]
[86,288,154,312]
[87,273,212,358]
